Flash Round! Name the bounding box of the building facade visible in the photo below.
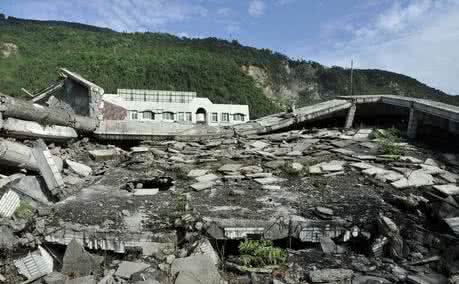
[101,89,250,126]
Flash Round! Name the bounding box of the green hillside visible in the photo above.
[0,16,458,118]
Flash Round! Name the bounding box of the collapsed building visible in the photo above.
[0,69,458,284]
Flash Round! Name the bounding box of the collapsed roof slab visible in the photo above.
[233,99,352,136]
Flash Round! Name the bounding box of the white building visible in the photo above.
[102,89,249,126]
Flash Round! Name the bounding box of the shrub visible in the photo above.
[15,200,34,218]
[239,240,287,267]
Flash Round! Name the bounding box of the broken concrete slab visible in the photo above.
[191,181,215,191]
[433,184,459,196]
[444,217,459,236]
[187,169,208,178]
[62,239,102,277]
[249,140,269,150]
[12,176,51,205]
[65,159,92,177]
[240,165,263,175]
[0,190,20,218]
[262,185,281,190]
[171,255,222,284]
[254,177,286,185]
[195,173,219,183]
[440,171,458,183]
[350,162,375,170]
[32,139,64,195]
[391,170,434,189]
[2,117,78,140]
[133,188,159,196]
[114,261,150,279]
[218,164,243,173]
[320,160,346,172]
[89,149,118,161]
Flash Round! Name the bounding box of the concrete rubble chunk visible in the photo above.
[309,164,323,174]
[0,190,20,218]
[191,181,215,191]
[15,246,53,279]
[32,139,64,195]
[444,217,459,236]
[0,225,16,249]
[262,185,281,190]
[171,255,222,284]
[0,173,25,189]
[12,176,51,205]
[62,239,102,277]
[133,188,159,196]
[440,171,458,183]
[43,272,66,284]
[433,184,459,196]
[130,146,150,153]
[240,165,263,175]
[350,162,378,170]
[254,177,286,185]
[249,140,269,150]
[114,261,150,279]
[89,149,118,161]
[64,275,96,284]
[289,162,304,173]
[309,268,353,283]
[320,160,346,172]
[424,158,439,167]
[2,117,78,140]
[195,173,219,183]
[218,164,243,173]
[391,170,434,189]
[65,159,92,177]
[187,169,208,178]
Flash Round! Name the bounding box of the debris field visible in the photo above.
[0,127,458,284]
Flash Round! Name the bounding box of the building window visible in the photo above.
[221,112,229,122]
[185,112,192,121]
[178,112,185,121]
[129,111,138,120]
[211,112,218,122]
[233,113,245,121]
[142,111,154,120]
[162,112,174,120]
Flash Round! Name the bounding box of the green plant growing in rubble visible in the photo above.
[375,127,404,156]
[15,200,34,218]
[175,193,187,212]
[239,240,287,267]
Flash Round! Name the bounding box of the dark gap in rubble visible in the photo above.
[125,177,175,191]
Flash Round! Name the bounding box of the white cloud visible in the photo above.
[248,0,266,17]
[312,0,459,95]
[6,0,208,32]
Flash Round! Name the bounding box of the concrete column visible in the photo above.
[449,120,459,135]
[344,104,356,129]
[407,108,418,139]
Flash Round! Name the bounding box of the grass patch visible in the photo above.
[15,200,34,218]
[239,240,287,267]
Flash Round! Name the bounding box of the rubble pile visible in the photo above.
[0,127,458,284]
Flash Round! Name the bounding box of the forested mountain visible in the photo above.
[1,16,457,118]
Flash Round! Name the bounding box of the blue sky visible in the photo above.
[2,0,459,95]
